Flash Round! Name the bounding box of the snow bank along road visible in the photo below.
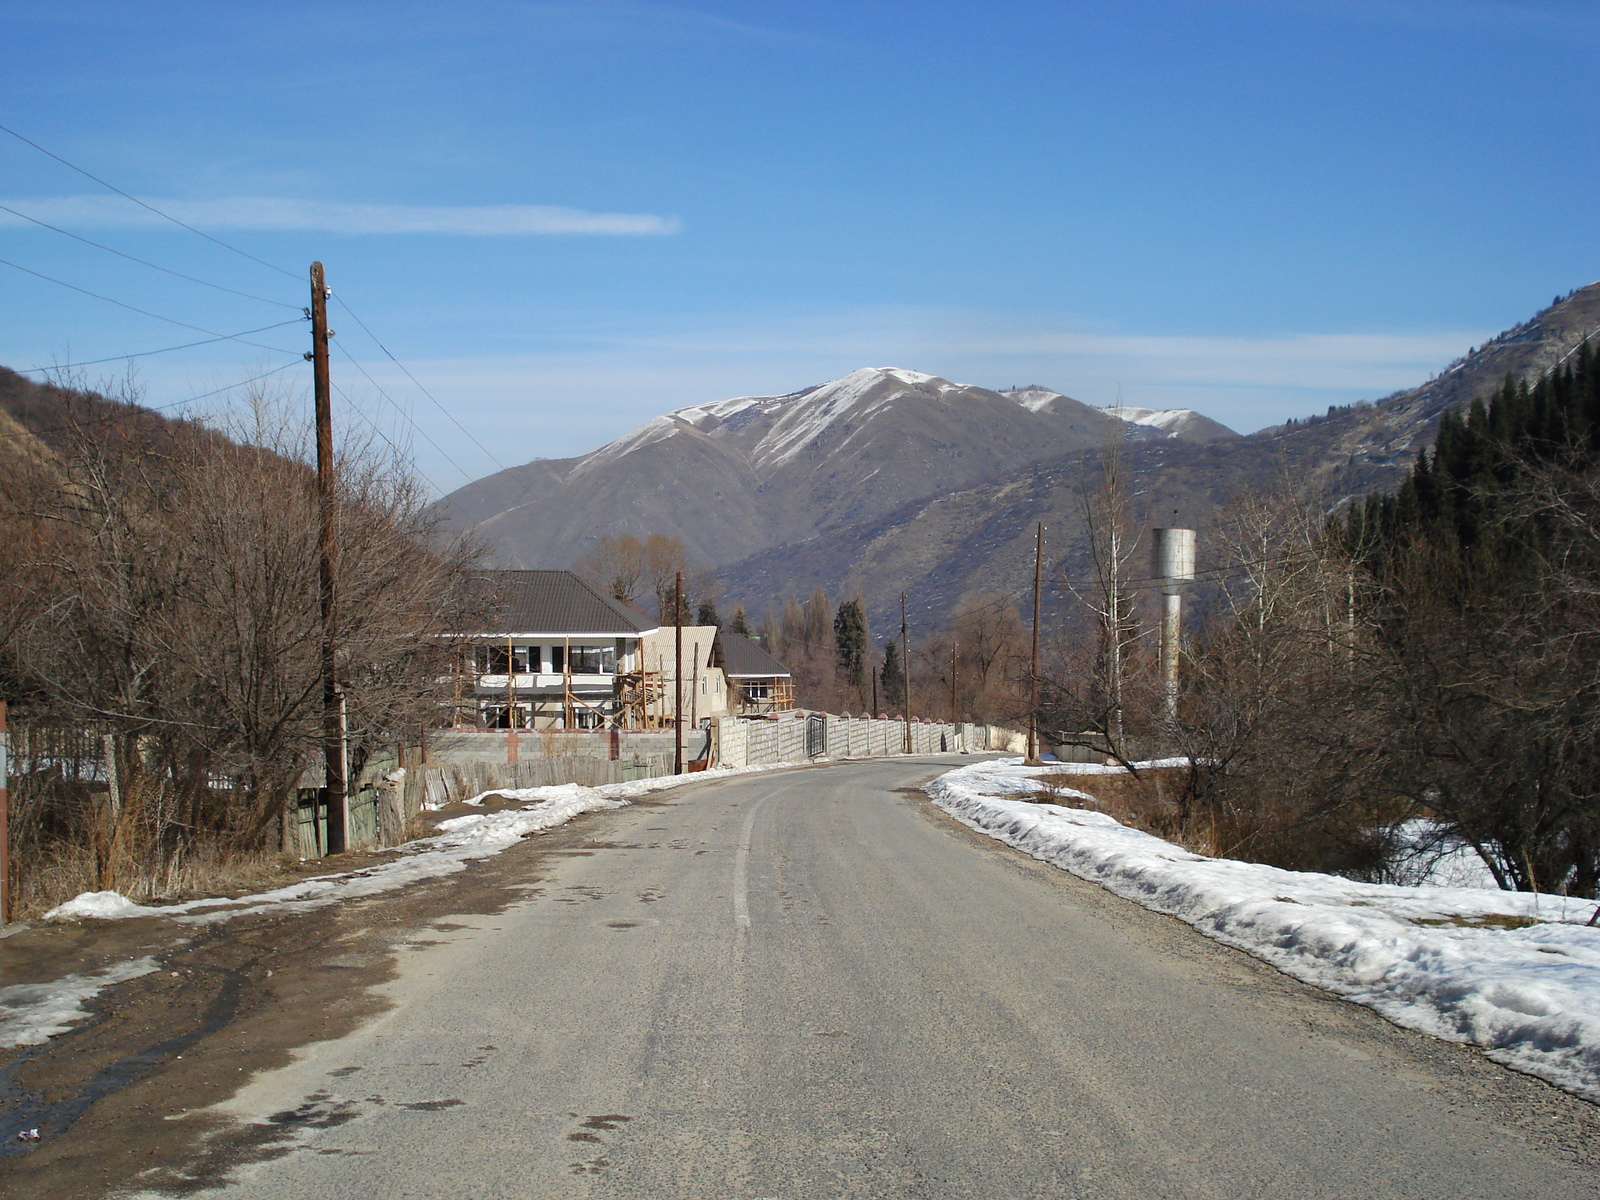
[117,758,1600,1196]
[928,759,1600,1104]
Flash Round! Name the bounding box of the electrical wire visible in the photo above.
[0,120,300,281]
[0,360,303,443]
[331,293,509,474]
[0,123,515,484]
[330,340,478,488]
[13,319,306,375]
[0,202,299,308]
[0,256,302,354]
[329,378,451,499]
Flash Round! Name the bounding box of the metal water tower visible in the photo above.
[1151,527,1197,726]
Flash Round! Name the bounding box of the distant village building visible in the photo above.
[716,630,795,714]
[447,570,792,729]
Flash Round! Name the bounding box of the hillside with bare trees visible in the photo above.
[0,371,483,914]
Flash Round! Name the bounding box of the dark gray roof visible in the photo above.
[718,630,791,678]
[466,570,656,636]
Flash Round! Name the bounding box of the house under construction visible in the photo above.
[448,570,793,729]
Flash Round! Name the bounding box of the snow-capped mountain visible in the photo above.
[434,284,1600,632]
[1101,404,1241,444]
[439,367,1126,570]
[995,386,1240,444]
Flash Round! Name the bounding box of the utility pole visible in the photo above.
[674,571,684,775]
[310,262,346,854]
[901,592,912,754]
[506,633,519,764]
[0,700,9,924]
[1028,521,1043,765]
[950,642,959,727]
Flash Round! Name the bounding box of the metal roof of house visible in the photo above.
[718,630,791,679]
[466,570,658,636]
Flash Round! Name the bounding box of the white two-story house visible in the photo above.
[449,569,798,730]
[455,569,658,729]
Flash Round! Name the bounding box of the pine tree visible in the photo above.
[833,598,867,690]
[728,606,750,638]
[880,637,905,711]
[695,599,719,627]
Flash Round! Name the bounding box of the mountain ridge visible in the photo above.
[711,283,1600,631]
[436,366,1237,571]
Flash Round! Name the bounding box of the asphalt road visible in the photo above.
[153,757,1600,1199]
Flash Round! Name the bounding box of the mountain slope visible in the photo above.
[437,367,1145,568]
[438,283,1600,632]
[714,283,1600,632]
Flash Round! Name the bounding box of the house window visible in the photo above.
[476,645,529,674]
[480,703,528,729]
[566,645,616,674]
[743,680,771,701]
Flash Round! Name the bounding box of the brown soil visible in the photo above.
[0,795,641,1199]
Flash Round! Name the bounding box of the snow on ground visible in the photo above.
[926,757,1600,1102]
[1389,818,1502,889]
[44,760,808,928]
[11,759,815,1047]
[0,958,160,1047]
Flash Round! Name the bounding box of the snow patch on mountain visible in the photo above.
[751,367,966,468]
[1103,404,1200,434]
[570,367,983,479]
[999,385,1070,413]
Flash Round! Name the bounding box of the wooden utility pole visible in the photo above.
[506,633,519,764]
[674,571,684,774]
[901,592,912,754]
[1028,521,1043,765]
[950,642,959,727]
[310,262,346,854]
[0,700,9,924]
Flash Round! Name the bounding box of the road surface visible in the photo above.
[150,757,1600,1198]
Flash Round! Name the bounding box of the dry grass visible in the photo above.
[10,838,307,920]
[1031,767,1193,841]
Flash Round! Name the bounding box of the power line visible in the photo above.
[0,120,300,280]
[329,378,451,500]
[0,256,301,354]
[14,319,306,375]
[0,360,303,443]
[331,293,510,474]
[329,341,477,489]
[0,202,299,309]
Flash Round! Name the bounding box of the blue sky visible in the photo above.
[2,0,1597,494]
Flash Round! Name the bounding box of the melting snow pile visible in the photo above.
[44,761,805,929]
[926,757,1600,1102]
[0,958,160,1047]
[15,761,807,1048]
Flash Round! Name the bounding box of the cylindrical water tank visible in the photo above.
[1151,527,1197,595]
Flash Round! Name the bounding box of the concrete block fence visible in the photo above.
[372,715,1021,854]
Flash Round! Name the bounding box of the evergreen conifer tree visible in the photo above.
[880,637,905,710]
[833,598,867,689]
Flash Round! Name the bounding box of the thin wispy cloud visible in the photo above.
[0,195,682,236]
[1263,0,1600,33]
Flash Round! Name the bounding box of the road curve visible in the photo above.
[157,757,1600,1199]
